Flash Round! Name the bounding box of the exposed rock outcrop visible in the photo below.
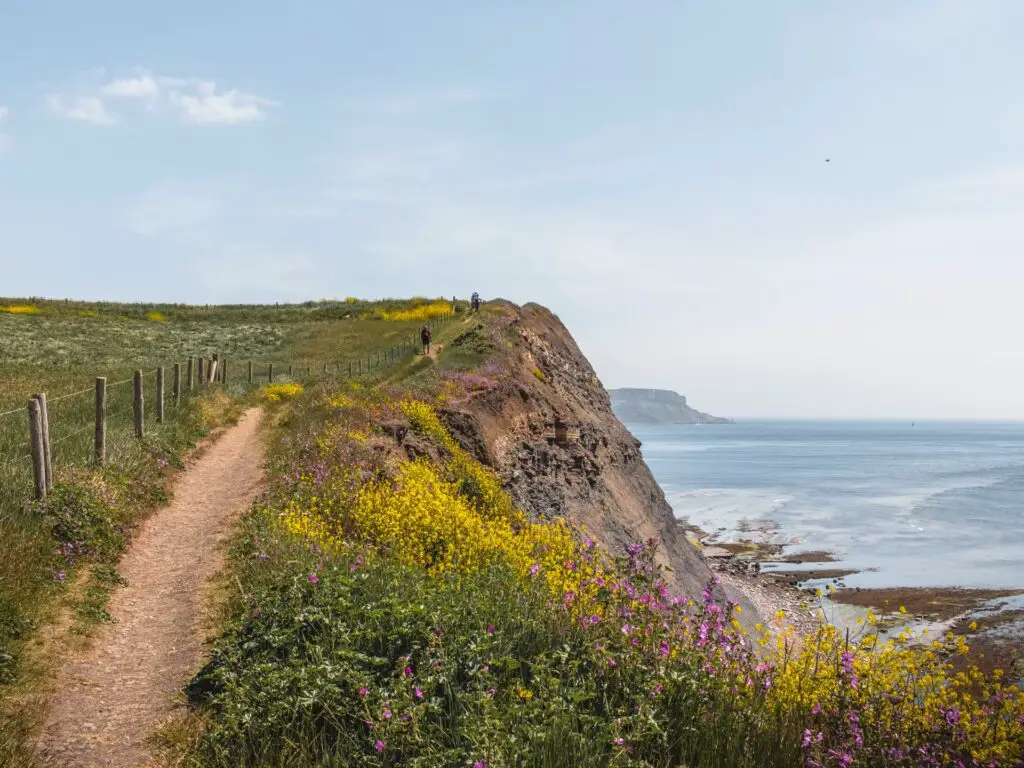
[437,303,753,614]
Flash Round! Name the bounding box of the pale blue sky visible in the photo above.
[2,1,1024,418]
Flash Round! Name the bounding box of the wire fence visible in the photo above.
[0,309,460,510]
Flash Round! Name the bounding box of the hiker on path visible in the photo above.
[471,292,481,312]
[421,325,432,354]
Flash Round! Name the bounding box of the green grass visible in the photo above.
[173,370,810,768]
[0,295,468,766]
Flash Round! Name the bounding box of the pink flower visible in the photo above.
[613,737,625,746]
[473,762,488,768]
[486,687,496,697]
[383,707,392,720]
[529,563,539,575]
[403,666,412,678]
[487,624,495,633]
[359,687,368,697]
[414,686,424,699]
[375,740,385,753]
[307,572,319,584]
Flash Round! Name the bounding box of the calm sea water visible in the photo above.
[629,421,1024,590]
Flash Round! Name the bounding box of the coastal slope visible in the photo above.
[438,303,740,608]
[609,387,731,424]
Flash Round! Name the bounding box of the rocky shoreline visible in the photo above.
[681,520,1024,676]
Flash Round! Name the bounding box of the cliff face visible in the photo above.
[609,388,731,424]
[438,303,746,609]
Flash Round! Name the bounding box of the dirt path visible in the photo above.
[36,408,264,768]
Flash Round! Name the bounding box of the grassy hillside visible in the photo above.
[0,296,461,766]
[173,305,1020,768]
[3,298,1022,767]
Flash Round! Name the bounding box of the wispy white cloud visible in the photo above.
[99,74,160,101]
[47,71,276,127]
[46,95,118,125]
[168,81,277,125]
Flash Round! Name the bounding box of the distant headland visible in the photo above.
[609,388,732,424]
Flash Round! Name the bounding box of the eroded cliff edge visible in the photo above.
[437,302,752,612]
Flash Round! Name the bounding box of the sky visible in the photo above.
[2,1,1024,419]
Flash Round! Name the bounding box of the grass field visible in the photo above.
[0,295,466,766]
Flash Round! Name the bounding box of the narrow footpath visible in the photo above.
[36,408,264,768]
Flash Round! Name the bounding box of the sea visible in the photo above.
[629,421,1024,592]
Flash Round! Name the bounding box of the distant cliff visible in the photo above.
[608,388,731,424]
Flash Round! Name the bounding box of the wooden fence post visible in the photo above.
[289,364,293,377]
[248,360,253,385]
[173,363,181,406]
[268,363,274,383]
[156,367,165,423]
[187,357,194,391]
[33,393,52,491]
[28,398,46,501]
[198,358,205,386]
[349,361,353,378]
[95,377,106,466]
[221,358,227,384]
[133,370,144,439]
[208,359,218,384]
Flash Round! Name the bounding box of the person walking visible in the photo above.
[471,292,480,312]
[420,325,432,355]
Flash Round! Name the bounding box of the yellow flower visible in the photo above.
[264,383,304,402]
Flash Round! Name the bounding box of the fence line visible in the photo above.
[47,386,96,404]
[0,310,460,506]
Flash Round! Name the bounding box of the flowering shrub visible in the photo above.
[771,622,1024,765]
[374,300,451,322]
[1,305,40,314]
[188,382,1024,767]
[146,311,167,322]
[263,382,304,402]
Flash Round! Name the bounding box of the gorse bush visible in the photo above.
[374,300,452,323]
[187,385,1024,767]
[264,382,304,402]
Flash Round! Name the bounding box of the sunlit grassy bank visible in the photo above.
[0,295,458,766]
[181,318,1024,768]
